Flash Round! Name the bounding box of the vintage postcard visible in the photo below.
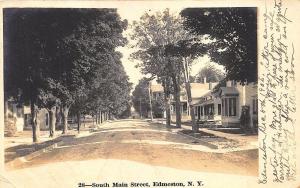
[0,0,299,188]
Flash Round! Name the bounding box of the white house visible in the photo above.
[194,90,222,125]
[5,99,51,133]
[195,80,258,129]
[150,79,258,129]
[219,81,258,128]
[150,80,218,121]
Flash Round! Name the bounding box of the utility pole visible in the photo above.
[148,81,153,121]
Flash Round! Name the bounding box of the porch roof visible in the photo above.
[195,99,214,106]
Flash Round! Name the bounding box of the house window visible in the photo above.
[200,106,203,116]
[182,103,187,114]
[225,98,228,116]
[253,98,258,114]
[229,98,237,116]
[218,104,221,115]
[222,98,237,117]
[222,99,224,116]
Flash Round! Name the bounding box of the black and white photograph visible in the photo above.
[0,1,299,188]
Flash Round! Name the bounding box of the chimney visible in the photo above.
[203,77,207,83]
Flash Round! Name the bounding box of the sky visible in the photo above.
[116,7,225,87]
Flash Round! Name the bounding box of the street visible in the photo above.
[4,119,258,188]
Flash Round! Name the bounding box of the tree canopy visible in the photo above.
[181,8,257,83]
[194,64,225,83]
[132,78,151,117]
[4,8,131,140]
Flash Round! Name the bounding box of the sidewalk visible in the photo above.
[151,119,258,150]
[4,129,86,164]
[4,130,56,149]
[4,121,103,150]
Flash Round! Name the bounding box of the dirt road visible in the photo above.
[4,119,258,188]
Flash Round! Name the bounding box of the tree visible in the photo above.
[82,50,132,125]
[181,8,257,83]
[132,78,151,118]
[4,8,129,141]
[37,86,60,137]
[54,9,128,133]
[152,97,165,118]
[130,9,190,128]
[57,9,129,133]
[4,9,54,142]
[165,37,208,132]
[195,64,225,83]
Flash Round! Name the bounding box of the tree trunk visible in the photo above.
[100,111,102,124]
[30,100,39,142]
[162,77,171,127]
[148,81,153,121]
[77,111,81,133]
[185,82,198,132]
[165,96,171,127]
[62,105,69,134]
[183,57,198,132]
[48,106,56,137]
[55,106,61,130]
[172,76,181,128]
[95,112,98,125]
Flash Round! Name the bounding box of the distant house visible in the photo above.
[170,82,218,121]
[149,79,218,120]
[23,107,50,130]
[5,99,25,132]
[150,84,164,101]
[149,83,164,118]
[5,99,51,132]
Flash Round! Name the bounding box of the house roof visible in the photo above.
[219,87,239,97]
[150,82,218,100]
[194,90,216,106]
[189,83,217,98]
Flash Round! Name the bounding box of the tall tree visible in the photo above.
[165,38,208,132]
[132,78,151,118]
[130,9,188,128]
[4,8,129,141]
[195,64,225,83]
[181,8,257,83]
